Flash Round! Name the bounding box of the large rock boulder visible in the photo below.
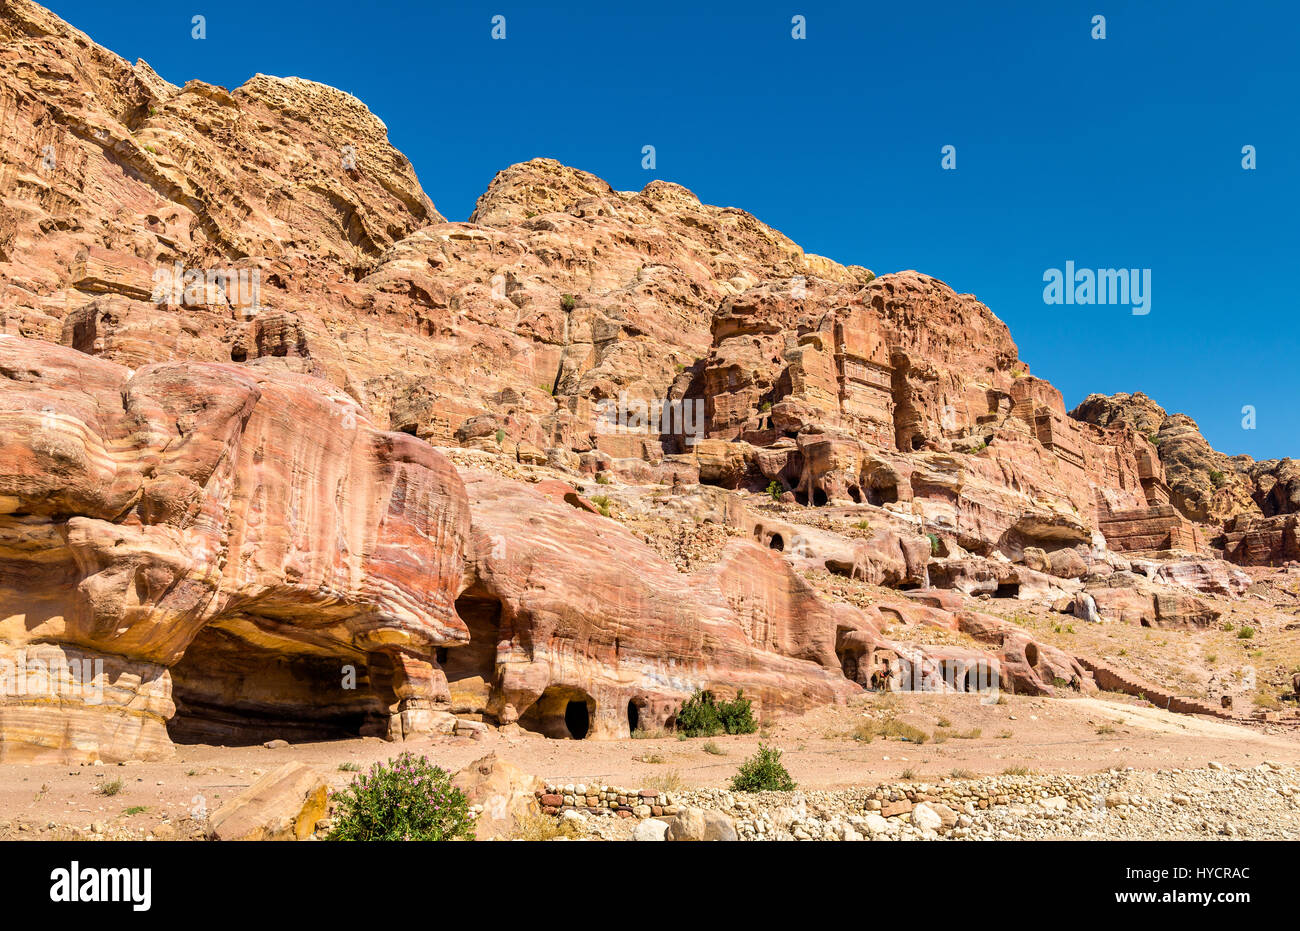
[662,807,738,841]
[208,762,329,841]
[451,753,543,840]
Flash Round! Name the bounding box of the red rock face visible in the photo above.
[456,471,866,739]
[0,336,471,757]
[0,0,1282,757]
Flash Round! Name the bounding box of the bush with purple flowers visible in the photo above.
[327,751,475,841]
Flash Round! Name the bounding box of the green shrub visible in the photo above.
[766,480,783,501]
[730,743,796,792]
[1237,626,1255,640]
[1209,469,1225,488]
[675,690,723,737]
[328,752,474,842]
[717,690,758,735]
[926,532,941,556]
[494,428,506,445]
[674,689,757,737]
[560,293,576,311]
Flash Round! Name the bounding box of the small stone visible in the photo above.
[911,802,943,832]
[881,800,913,818]
[632,819,669,841]
[864,813,890,834]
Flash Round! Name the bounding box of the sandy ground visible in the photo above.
[0,689,1296,839]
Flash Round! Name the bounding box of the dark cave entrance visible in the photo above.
[519,686,595,739]
[769,533,785,551]
[865,476,900,505]
[565,700,590,739]
[794,488,829,507]
[993,581,1021,598]
[627,699,639,733]
[167,624,384,746]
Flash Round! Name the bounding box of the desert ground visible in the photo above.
[4,688,1296,841]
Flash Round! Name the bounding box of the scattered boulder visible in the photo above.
[632,818,669,841]
[451,753,544,840]
[1071,591,1101,623]
[208,762,329,841]
[662,807,738,841]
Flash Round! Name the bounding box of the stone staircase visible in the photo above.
[1076,656,1235,719]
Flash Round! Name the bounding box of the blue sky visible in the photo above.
[44,0,1300,460]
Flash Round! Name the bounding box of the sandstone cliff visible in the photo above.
[0,0,1287,761]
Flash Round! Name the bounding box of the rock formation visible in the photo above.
[0,0,1291,761]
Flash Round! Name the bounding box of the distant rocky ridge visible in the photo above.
[0,0,1293,762]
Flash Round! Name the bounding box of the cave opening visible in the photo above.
[866,478,899,506]
[564,700,590,739]
[993,581,1021,598]
[446,585,504,716]
[167,623,384,746]
[518,686,595,739]
[627,700,639,734]
[769,533,785,551]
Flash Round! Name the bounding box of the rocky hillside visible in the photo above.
[1,0,1297,765]
[1071,392,1300,563]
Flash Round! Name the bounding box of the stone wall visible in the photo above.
[536,783,681,819]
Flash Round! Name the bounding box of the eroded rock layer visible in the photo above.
[0,0,1288,759]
